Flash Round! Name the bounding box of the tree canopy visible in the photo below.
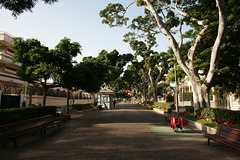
[0,0,58,17]
[12,37,81,106]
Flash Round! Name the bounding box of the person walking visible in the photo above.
[113,99,116,109]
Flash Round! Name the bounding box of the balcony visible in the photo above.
[0,51,13,64]
[0,31,13,47]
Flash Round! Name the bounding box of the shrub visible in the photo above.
[196,107,240,127]
[180,92,193,101]
[185,106,194,113]
[153,102,175,110]
[71,102,96,111]
[143,101,154,105]
[0,106,57,125]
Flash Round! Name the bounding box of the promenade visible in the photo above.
[0,102,239,160]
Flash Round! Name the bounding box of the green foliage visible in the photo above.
[143,101,154,105]
[0,0,58,17]
[196,108,240,127]
[181,114,219,128]
[153,102,175,109]
[73,57,109,93]
[99,3,129,27]
[115,90,131,99]
[12,37,81,106]
[180,92,193,101]
[71,102,96,111]
[185,106,194,113]
[0,106,57,125]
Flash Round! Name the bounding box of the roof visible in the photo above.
[97,89,115,95]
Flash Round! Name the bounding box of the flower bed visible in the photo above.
[181,109,240,129]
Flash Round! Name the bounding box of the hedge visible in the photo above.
[185,106,194,113]
[153,102,175,109]
[0,106,57,125]
[193,107,240,128]
[71,102,97,111]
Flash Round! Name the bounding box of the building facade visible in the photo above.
[0,31,25,95]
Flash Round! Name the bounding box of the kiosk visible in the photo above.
[97,89,114,109]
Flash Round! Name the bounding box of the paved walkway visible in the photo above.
[0,102,239,160]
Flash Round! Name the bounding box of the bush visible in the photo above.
[0,106,57,125]
[185,106,194,113]
[142,101,154,105]
[180,92,193,101]
[71,102,96,111]
[196,107,240,127]
[153,102,175,111]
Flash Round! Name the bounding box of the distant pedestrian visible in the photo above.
[113,99,116,108]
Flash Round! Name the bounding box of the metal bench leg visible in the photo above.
[58,124,61,131]
[208,138,210,146]
[14,139,17,147]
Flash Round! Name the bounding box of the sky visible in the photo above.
[0,0,171,63]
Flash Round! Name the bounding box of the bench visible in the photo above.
[0,115,63,147]
[204,124,240,153]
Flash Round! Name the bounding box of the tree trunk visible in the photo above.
[29,85,32,106]
[153,83,158,102]
[42,86,47,107]
[67,90,70,114]
[91,93,96,102]
[191,80,210,111]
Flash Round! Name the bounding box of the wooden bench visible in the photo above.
[204,124,240,153]
[0,115,63,147]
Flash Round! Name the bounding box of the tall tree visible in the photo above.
[54,37,82,111]
[12,37,81,106]
[124,61,148,101]
[0,0,58,17]
[100,0,240,109]
[97,49,133,87]
[73,57,109,101]
[129,40,171,102]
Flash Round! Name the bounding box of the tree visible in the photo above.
[129,40,171,102]
[124,59,151,101]
[73,57,109,101]
[0,0,58,17]
[100,0,240,109]
[96,49,133,87]
[54,37,82,112]
[12,37,81,106]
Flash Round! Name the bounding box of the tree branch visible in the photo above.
[205,0,227,86]
[148,68,154,87]
[178,21,183,49]
[187,24,209,62]
[123,1,136,18]
[170,0,206,26]
[144,0,189,74]
[224,18,240,37]
[155,66,163,84]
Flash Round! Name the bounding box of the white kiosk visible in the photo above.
[97,89,114,109]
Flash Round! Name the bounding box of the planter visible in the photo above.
[153,108,168,114]
[182,117,217,134]
[152,108,217,134]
